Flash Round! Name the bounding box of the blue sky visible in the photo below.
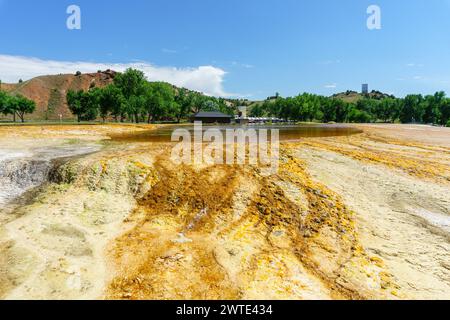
[1,0,450,99]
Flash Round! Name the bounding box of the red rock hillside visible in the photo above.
[0,70,116,121]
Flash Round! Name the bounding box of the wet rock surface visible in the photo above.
[0,146,99,208]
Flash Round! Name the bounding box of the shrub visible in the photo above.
[348,109,373,123]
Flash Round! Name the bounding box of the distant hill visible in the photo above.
[332,90,395,103]
[0,70,116,120]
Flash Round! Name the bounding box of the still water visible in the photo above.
[111,124,363,143]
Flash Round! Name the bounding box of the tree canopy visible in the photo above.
[65,68,235,123]
[1,67,444,126]
[0,91,36,122]
[250,91,450,126]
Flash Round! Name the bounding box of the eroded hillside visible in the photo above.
[1,71,115,120]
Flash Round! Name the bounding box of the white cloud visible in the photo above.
[0,54,233,97]
[406,63,424,67]
[324,83,337,89]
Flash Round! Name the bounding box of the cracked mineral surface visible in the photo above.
[0,124,448,300]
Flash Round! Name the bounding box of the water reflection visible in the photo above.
[111,124,363,143]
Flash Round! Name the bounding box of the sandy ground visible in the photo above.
[355,124,450,148]
[0,123,156,141]
[0,124,448,300]
[297,147,450,299]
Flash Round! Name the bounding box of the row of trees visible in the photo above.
[3,68,450,126]
[67,68,234,123]
[0,91,36,122]
[250,92,450,126]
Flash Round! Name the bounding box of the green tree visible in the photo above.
[144,82,176,123]
[321,99,337,123]
[66,89,99,122]
[114,68,148,122]
[13,95,36,122]
[333,99,352,123]
[6,94,19,122]
[277,97,295,120]
[114,68,147,98]
[374,98,401,123]
[174,88,194,122]
[357,98,379,116]
[0,90,7,116]
[81,89,100,121]
[67,90,84,122]
[348,108,372,123]
[400,94,424,123]
[293,93,318,121]
[249,103,265,117]
[127,94,146,123]
[439,99,450,126]
[422,92,444,124]
[98,84,125,122]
